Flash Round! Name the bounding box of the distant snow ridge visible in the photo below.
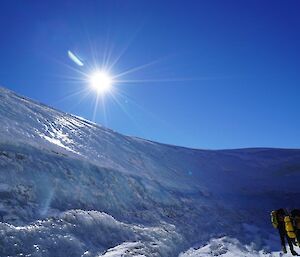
[0,86,300,256]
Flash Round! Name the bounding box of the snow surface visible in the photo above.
[0,86,300,256]
[179,237,295,257]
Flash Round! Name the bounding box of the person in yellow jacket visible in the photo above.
[271,208,298,255]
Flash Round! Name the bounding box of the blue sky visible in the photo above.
[0,1,299,149]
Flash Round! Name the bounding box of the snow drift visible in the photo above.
[0,86,300,256]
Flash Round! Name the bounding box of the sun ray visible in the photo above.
[107,22,145,72]
[114,77,207,83]
[53,88,89,105]
[67,89,92,113]
[101,94,108,127]
[113,88,173,129]
[113,57,167,79]
[92,92,100,122]
[50,56,89,78]
[109,91,142,130]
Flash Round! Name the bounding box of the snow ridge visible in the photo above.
[0,87,300,256]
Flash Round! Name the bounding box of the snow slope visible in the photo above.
[179,236,295,257]
[0,86,300,256]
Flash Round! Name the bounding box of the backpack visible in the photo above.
[271,210,279,229]
[295,217,300,230]
[291,209,300,230]
[284,215,297,239]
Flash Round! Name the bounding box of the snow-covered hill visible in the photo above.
[0,86,300,256]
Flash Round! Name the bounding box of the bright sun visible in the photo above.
[89,71,113,93]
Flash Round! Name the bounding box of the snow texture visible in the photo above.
[0,86,300,256]
[179,236,295,257]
